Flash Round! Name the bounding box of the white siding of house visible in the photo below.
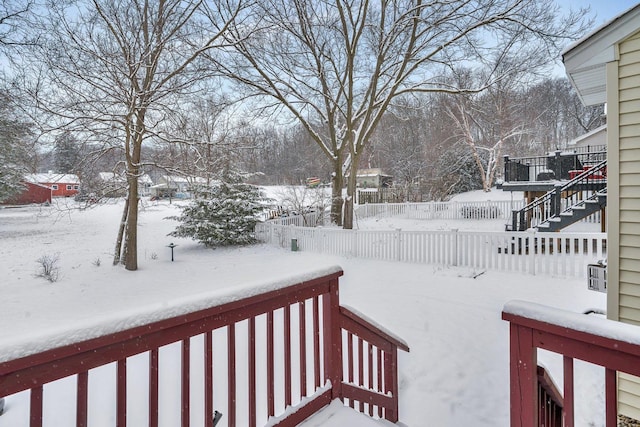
[615,30,640,421]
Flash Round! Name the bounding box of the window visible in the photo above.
[66,185,72,190]
[73,185,79,190]
[52,185,58,190]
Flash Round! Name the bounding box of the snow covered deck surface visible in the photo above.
[299,400,397,426]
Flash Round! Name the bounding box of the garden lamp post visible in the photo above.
[167,243,177,261]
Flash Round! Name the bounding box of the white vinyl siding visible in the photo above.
[618,31,640,325]
[617,30,640,420]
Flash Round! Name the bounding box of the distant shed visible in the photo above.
[356,168,393,188]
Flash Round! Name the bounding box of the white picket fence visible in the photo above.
[354,200,525,221]
[256,222,607,278]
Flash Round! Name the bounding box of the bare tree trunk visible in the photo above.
[124,176,139,271]
[343,158,360,230]
[113,197,129,265]
[330,161,344,226]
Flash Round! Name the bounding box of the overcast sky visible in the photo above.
[551,0,639,77]
[562,0,639,25]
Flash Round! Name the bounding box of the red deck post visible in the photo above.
[383,346,399,422]
[249,318,256,427]
[76,371,88,427]
[322,278,342,401]
[284,304,292,407]
[150,348,159,427]
[117,359,127,427]
[606,368,617,426]
[182,339,190,427]
[358,337,364,412]
[563,356,574,427]
[267,311,275,417]
[313,296,321,389]
[509,324,537,427]
[347,332,354,408]
[205,332,213,427]
[368,343,374,416]
[299,300,307,399]
[228,324,236,427]
[30,385,43,427]
[377,348,383,418]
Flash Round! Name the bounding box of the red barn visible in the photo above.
[24,173,80,198]
[2,182,52,205]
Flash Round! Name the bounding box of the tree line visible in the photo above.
[0,0,597,270]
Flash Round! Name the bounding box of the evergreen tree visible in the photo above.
[0,93,31,202]
[54,132,82,174]
[169,172,270,247]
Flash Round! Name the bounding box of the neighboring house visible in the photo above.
[24,172,80,198]
[355,168,393,188]
[98,172,154,197]
[564,3,640,421]
[151,175,207,198]
[1,182,52,205]
[566,124,607,150]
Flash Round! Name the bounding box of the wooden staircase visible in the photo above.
[536,189,607,232]
[510,159,607,232]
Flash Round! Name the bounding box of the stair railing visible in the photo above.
[511,159,607,231]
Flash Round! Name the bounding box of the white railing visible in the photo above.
[256,223,607,278]
[266,210,326,227]
[354,200,525,221]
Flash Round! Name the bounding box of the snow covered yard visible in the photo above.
[0,194,607,426]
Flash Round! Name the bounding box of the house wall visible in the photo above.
[46,182,80,197]
[2,182,51,205]
[611,29,640,421]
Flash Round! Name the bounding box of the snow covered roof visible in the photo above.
[99,172,122,182]
[356,168,391,178]
[159,175,207,185]
[566,124,607,147]
[563,4,640,106]
[99,172,153,184]
[25,172,80,184]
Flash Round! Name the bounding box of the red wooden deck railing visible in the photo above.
[503,300,640,427]
[0,268,409,426]
[536,366,563,427]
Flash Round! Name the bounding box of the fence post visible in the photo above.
[453,229,459,267]
[530,231,536,276]
[322,277,343,401]
[396,229,402,262]
[352,230,358,257]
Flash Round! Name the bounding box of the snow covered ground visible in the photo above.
[0,189,607,426]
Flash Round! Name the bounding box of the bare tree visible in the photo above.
[444,64,529,192]
[15,0,243,270]
[214,0,589,228]
[151,92,237,183]
[0,0,32,49]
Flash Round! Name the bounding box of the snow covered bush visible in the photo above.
[168,173,271,247]
[36,253,60,283]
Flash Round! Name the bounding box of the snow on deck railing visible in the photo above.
[256,223,607,278]
[503,300,640,426]
[0,268,409,427]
